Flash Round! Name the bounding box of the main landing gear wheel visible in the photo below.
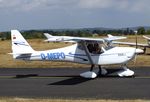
[117,65,134,77]
[80,65,107,79]
[80,71,97,79]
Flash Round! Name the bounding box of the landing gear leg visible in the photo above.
[98,65,101,76]
[143,47,146,54]
[98,65,107,76]
[80,41,97,78]
[90,65,94,71]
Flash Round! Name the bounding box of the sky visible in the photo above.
[0,0,150,31]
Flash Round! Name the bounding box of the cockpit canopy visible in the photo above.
[77,41,107,54]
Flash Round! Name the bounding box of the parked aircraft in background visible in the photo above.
[44,33,75,43]
[10,30,143,78]
[112,35,150,53]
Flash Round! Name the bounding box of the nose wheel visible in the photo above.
[117,65,134,77]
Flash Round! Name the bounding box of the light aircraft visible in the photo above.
[112,35,150,53]
[10,30,143,79]
[44,33,76,43]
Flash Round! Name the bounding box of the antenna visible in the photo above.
[134,31,138,49]
[134,31,138,64]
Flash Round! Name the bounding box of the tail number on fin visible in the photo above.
[13,41,29,46]
[41,52,65,60]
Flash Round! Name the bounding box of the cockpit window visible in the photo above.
[87,43,102,54]
[78,41,106,54]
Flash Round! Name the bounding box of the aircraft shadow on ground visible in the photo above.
[48,68,125,85]
[13,68,132,85]
[146,53,150,55]
[14,74,38,78]
[49,77,91,85]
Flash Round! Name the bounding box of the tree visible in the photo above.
[137,27,145,34]
[146,29,150,34]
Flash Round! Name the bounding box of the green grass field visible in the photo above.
[0,35,150,68]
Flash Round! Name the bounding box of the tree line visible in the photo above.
[0,27,150,40]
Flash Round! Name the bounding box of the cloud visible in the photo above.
[78,0,114,9]
[0,0,150,13]
[78,0,150,13]
[0,0,53,11]
[130,0,150,12]
[0,0,78,12]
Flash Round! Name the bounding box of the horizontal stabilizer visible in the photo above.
[8,52,33,55]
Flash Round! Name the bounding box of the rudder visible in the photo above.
[11,30,35,58]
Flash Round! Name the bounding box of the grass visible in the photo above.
[0,35,150,68]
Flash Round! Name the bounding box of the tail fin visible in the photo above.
[106,34,126,41]
[44,33,53,39]
[107,34,113,38]
[11,30,35,58]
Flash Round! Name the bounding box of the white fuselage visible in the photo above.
[15,44,136,65]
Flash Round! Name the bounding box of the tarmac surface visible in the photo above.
[0,67,150,99]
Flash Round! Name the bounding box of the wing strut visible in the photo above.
[80,41,94,66]
[79,41,97,78]
[80,41,108,78]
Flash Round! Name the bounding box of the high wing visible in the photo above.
[70,35,126,42]
[112,35,150,47]
[64,36,104,42]
[112,41,149,47]
[111,35,150,53]
[43,33,104,43]
[43,33,126,43]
